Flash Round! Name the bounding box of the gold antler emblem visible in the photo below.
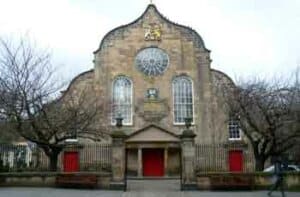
[144,24,161,41]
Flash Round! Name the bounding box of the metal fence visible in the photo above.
[1,143,256,173]
[0,144,33,171]
[195,143,255,173]
[79,144,111,172]
[0,143,111,172]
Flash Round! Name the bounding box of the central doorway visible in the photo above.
[142,148,164,176]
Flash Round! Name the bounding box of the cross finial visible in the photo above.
[150,0,153,4]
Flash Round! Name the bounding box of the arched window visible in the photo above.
[172,76,194,124]
[112,76,132,125]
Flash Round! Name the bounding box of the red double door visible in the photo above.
[229,150,243,172]
[142,149,164,177]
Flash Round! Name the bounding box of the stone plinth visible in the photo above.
[110,129,127,190]
[180,129,197,190]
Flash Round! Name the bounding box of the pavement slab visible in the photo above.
[0,180,299,197]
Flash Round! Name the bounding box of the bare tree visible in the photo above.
[0,37,105,171]
[222,72,300,171]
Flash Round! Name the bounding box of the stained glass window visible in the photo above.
[172,76,194,123]
[112,76,132,125]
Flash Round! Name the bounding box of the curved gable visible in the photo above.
[211,68,235,89]
[59,69,94,101]
[94,4,209,54]
[210,68,236,109]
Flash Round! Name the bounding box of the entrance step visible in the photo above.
[127,176,180,180]
[126,179,180,191]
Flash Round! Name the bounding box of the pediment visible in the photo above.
[126,125,179,143]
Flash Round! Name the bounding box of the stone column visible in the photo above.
[180,129,197,190]
[137,148,143,177]
[110,129,127,190]
[164,148,168,177]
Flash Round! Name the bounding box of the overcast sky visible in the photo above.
[0,0,299,81]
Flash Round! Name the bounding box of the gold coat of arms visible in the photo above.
[144,24,161,41]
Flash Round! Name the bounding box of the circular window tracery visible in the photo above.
[135,47,169,76]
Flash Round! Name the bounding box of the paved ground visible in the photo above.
[0,180,299,197]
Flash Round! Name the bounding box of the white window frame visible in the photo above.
[111,76,133,126]
[172,75,195,125]
[228,118,241,141]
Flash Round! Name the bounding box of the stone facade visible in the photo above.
[62,4,252,177]
[93,5,212,142]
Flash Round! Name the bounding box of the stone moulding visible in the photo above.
[137,98,169,122]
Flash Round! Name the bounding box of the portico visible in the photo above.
[125,125,180,177]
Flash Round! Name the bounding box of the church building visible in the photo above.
[63,4,251,177]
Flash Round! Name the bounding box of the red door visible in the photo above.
[143,149,164,176]
[63,151,79,172]
[229,150,243,172]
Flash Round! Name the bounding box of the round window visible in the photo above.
[135,47,169,76]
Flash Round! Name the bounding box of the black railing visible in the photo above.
[0,144,111,172]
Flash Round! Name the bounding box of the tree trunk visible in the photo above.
[40,145,63,171]
[255,157,266,171]
[49,152,59,171]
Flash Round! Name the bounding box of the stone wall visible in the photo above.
[167,148,180,176]
[196,172,300,190]
[127,149,138,176]
[0,172,111,188]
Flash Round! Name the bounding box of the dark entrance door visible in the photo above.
[143,149,164,176]
[228,150,243,172]
[63,151,79,172]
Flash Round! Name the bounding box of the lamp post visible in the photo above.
[116,113,123,128]
[184,117,192,129]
